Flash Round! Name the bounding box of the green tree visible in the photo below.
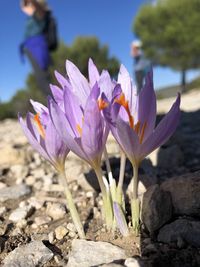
[133,0,200,91]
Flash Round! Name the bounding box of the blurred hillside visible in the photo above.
[156,76,200,99]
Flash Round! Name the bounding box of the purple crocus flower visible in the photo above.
[49,58,115,109]
[49,83,109,169]
[106,68,181,167]
[19,100,69,172]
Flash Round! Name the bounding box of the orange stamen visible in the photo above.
[34,113,45,138]
[134,121,140,135]
[76,124,82,136]
[98,98,108,110]
[115,93,134,128]
[139,122,147,144]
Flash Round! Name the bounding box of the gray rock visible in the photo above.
[67,239,126,267]
[161,171,200,216]
[3,241,53,267]
[157,218,200,247]
[142,184,172,233]
[0,184,31,202]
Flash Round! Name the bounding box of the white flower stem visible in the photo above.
[131,163,140,235]
[59,171,85,239]
[104,148,114,185]
[94,166,113,229]
[113,151,126,207]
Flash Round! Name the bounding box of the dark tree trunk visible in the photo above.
[181,70,186,93]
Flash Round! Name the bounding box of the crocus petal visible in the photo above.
[118,64,137,111]
[48,98,87,160]
[98,70,115,101]
[66,60,90,106]
[30,99,48,115]
[115,118,140,163]
[140,93,181,159]
[50,84,63,103]
[88,58,100,87]
[81,99,104,165]
[19,114,50,162]
[63,87,83,137]
[54,70,71,89]
[136,69,156,142]
[102,84,122,126]
[88,82,100,101]
[45,120,69,166]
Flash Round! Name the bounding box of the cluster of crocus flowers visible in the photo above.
[19,58,181,238]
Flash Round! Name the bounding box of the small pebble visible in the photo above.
[86,191,94,198]
[48,231,55,244]
[46,202,66,220]
[125,257,141,267]
[26,176,36,185]
[0,182,6,189]
[35,216,51,226]
[67,223,76,232]
[55,226,68,240]
[9,205,33,222]
[34,181,43,190]
[0,207,7,216]
[16,219,27,229]
[28,197,44,210]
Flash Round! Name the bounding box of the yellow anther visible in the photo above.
[139,122,147,144]
[98,98,108,110]
[76,124,82,136]
[33,113,45,139]
[115,93,134,129]
[134,121,140,135]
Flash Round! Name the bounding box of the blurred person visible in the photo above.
[131,40,151,94]
[20,0,58,96]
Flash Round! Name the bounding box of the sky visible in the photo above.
[0,0,199,102]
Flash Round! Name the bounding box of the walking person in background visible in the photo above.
[131,40,151,94]
[20,0,58,96]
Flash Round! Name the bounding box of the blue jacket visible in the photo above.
[21,14,50,70]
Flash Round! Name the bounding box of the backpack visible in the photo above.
[44,11,58,51]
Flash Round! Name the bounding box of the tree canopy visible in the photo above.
[133,0,200,90]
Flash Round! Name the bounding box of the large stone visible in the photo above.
[157,145,184,169]
[161,171,200,216]
[67,239,127,267]
[158,219,200,247]
[3,241,53,267]
[0,184,31,202]
[142,184,172,233]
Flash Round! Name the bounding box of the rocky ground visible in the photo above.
[0,89,200,267]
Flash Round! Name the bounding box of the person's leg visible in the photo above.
[24,48,51,96]
[135,70,144,94]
